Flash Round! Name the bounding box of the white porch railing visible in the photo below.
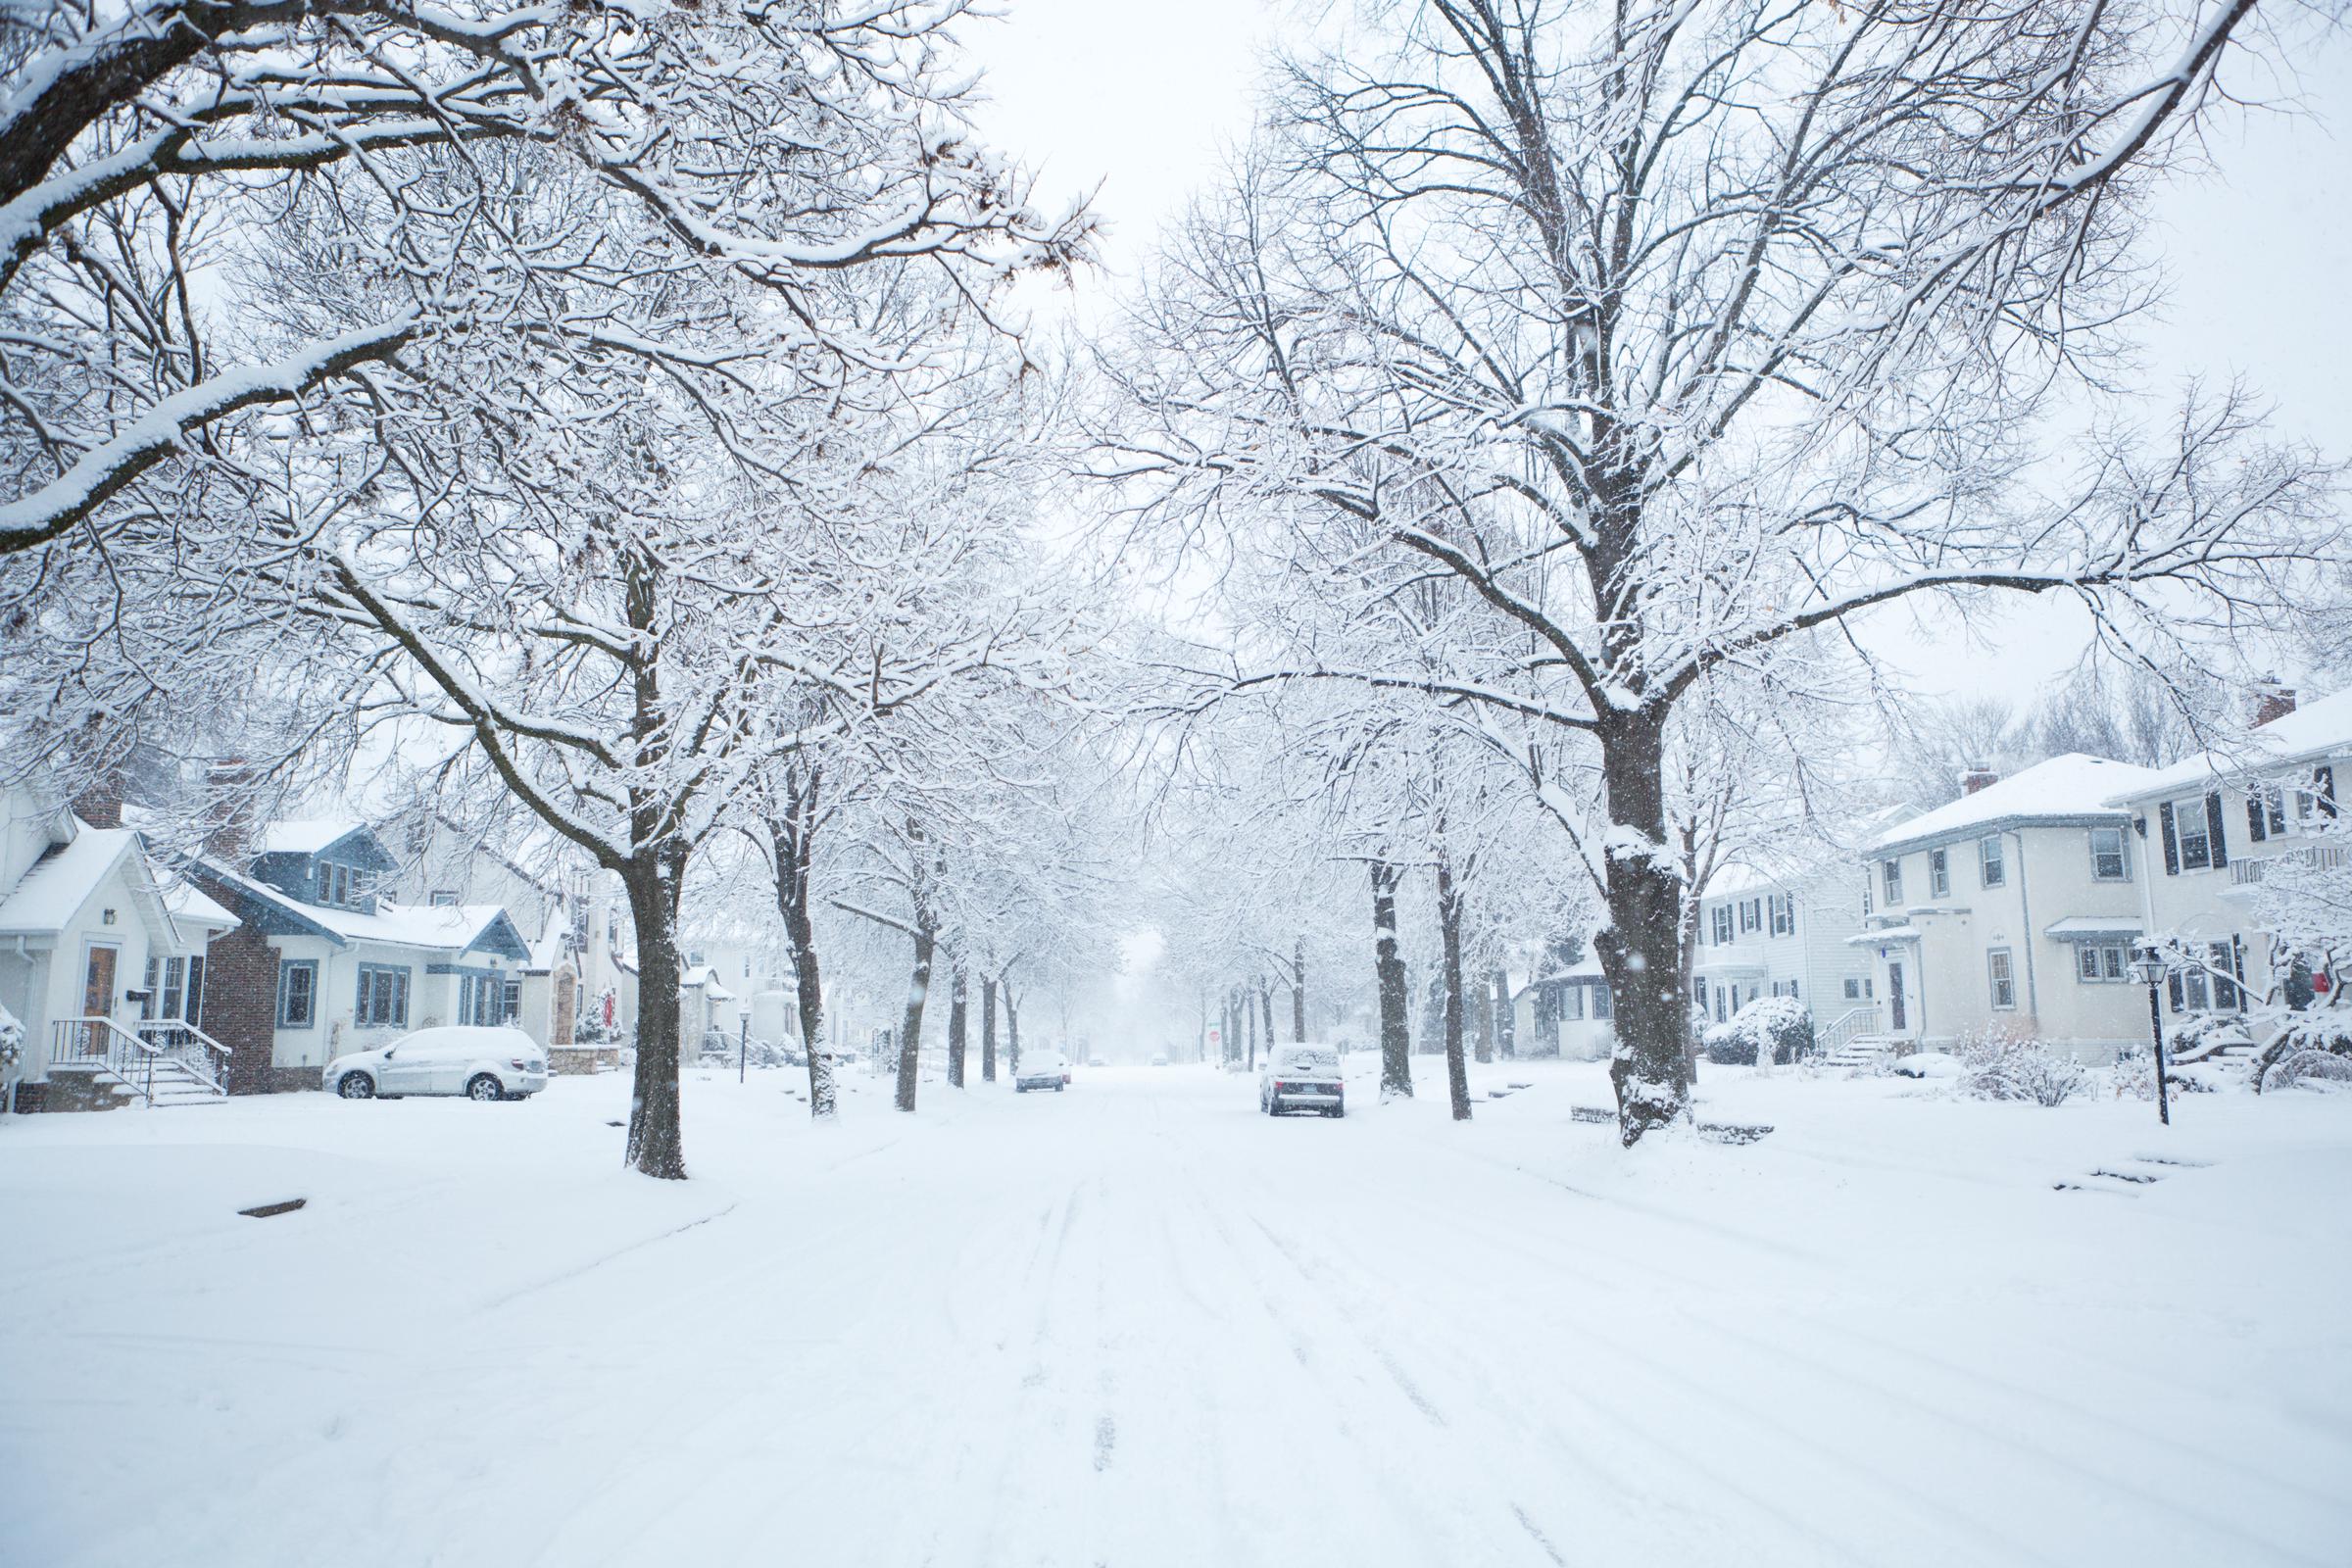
[2230,842,2350,888]
[50,1015,231,1104]
[1817,1004,1883,1055]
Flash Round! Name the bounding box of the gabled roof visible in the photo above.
[0,822,147,937]
[681,964,738,1001]
[194,858,528,960]
[255,817,397,870]
[1872,755,2161,855]
[2105,687,2352,804]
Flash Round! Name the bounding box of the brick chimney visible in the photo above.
[2252,679,2296,729]
[202,758,256,862]
[1960,766,1999,796]
[73,773,123,830]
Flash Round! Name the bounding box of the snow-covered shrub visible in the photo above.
[0,1000,21,1072]
[1957,1030,2092,1106]
[2107,1043,2157,1101]
[2167,1013,2253,1062]
[1889,1051,1961,1081]
[2265,1050,2352,1092]
[1701,995,1813,1066]
[2254,1016,2352,1093]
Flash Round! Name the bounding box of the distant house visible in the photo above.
[1850,754,2163,1059]
[2102,685,2349,1030]
[1690,848,1881,1035]
[1511,955,1615,1060]
[187,819,530,1092]
[0,785,237,1110]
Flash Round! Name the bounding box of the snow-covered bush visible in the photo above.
[1701,996,1814,1066]
[0,999,22,1072]
[2167,1013,2254,1062]
[2253,1017,2352,1093]
[1889,1051,1961,1081]
[1957,1030,2092,1107]
[2265,1050,2352,1092]
[2107,1043,2157,1101]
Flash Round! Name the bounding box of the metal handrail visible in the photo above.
[51,1015,228,1103]
[134,1017,233,1094]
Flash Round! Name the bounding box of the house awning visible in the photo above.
[2043,916,2143,943]
[1844,927,1922,947]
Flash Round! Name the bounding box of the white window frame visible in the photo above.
[2174,799,2213,871]
[1979,835,2005,888]
[2075,943,2128,983]
[2088,826,2129,882]
[1987,949,2017,1010]
[1929,848,1948,898]
[1881,858,1903,905]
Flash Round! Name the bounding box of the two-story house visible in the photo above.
[0,783,236,1109]
[1690,852,1882,1034]
[2103,685,2349,1025]
[1850,754,2163,1058]
[188,818,531,1092]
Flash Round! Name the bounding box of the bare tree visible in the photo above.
[1106,0,2335,1143]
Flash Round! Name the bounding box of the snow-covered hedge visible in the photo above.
[1957,1030,2091,1107]
[2254,1016,2352,1093]
[1701,995,1814,1066]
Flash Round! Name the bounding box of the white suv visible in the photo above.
[325,1025,549,1102]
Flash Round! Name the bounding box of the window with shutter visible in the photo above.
[2160,801,2180,875]
[2205,792,2229,869]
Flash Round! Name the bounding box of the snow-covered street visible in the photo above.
[6,1062,2348,1568]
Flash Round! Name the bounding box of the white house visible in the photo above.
[0,786,237,1110]
[1512,954,1616,1060]
[1850,754,2164,1059]
[187,819,531,1091]
[2102,685,2350,1026]
[1690,851,1881,1035]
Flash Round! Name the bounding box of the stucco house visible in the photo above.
[1690,851,1882,1038]
[1849,754,2166,1059]
[2102,685,2349,1029]
[0,785,237,1109]
[187,819,531,1092]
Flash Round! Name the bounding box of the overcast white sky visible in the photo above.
[965,1,2352,712]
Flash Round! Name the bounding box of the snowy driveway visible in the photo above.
[4,1060,2348,1567]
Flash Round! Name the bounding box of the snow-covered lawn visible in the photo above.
[5,1057,2348,1567]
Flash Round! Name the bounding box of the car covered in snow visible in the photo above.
[325,1025,549,1102]
[1014,1050,1071,1093]
[1259,1044,1344,1117]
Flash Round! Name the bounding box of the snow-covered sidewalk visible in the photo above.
[3,1058,2347,1566]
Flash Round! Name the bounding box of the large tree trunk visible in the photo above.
[1291,936,1306,1042]
[1245,983,1258,1071]
[1258,983,1277,1061]
[1437,860,1472,1121]
[621,855,688,1179]
[1595,709,1693,1144]
[1494,967,1515,1059]
[1372,858,1411,1098]
[947,961,967,1088]
[897,922,935,1112]
[769,793,834,1120]
[981,974,998,1082]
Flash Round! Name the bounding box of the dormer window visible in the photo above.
[318,861,360,907]
[1881,858,1902,906]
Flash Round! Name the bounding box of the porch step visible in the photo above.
[1822,1036,1894,1070]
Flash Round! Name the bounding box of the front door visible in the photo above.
[82,944,119,1019]
[1887,961,1908,1033]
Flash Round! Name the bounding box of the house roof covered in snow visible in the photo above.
[680,964,738,1001]
[256,817,376,858]
[2103,687,2352,804]
[1700,806,1917,900]
[161,876,236,932]
[0,822,148,937]
[194,859,528,961]
[1871,755,2161,856]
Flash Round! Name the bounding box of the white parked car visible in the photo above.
[325,1025,549,1102]
[1259,1044,1345,1117]
[1014,1051,1071,1093]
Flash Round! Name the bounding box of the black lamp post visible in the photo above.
[2129,941,2171,1126]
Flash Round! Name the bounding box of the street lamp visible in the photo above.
[2128,941,2171,1127]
